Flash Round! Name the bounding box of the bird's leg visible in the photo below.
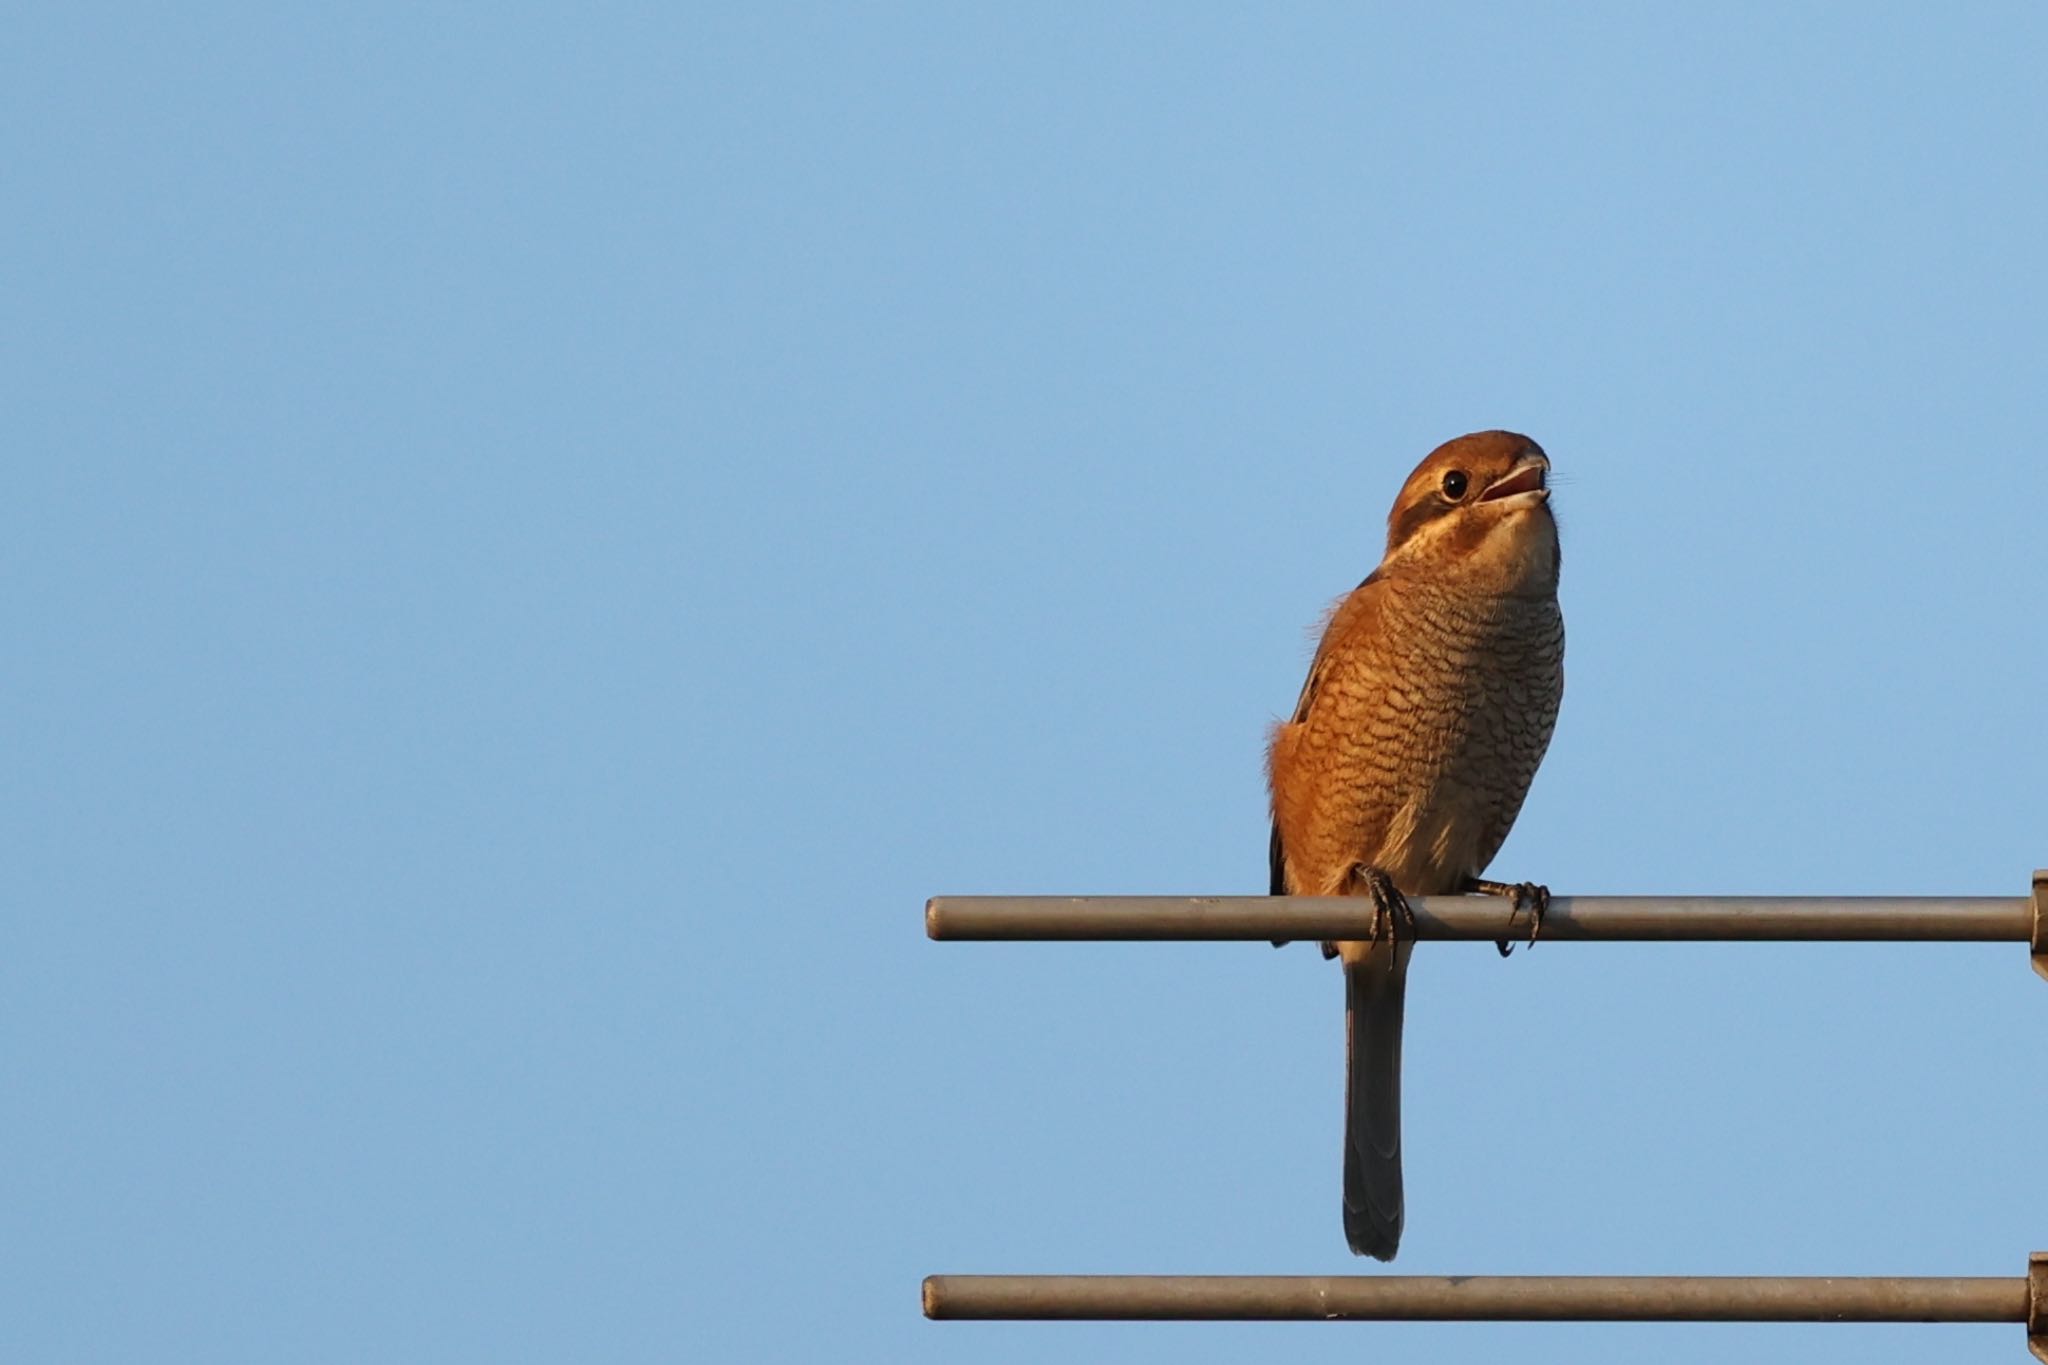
[1347,863,1413,974]
[1467,877,1549,957]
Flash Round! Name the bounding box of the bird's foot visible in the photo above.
[1347,864,1413,973]
[1468,878,1549,956]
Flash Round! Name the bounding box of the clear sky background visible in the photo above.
[5,6,2046,1363]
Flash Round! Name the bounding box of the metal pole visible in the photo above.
[922,1271,2034,1325]
[925,894,2032,943]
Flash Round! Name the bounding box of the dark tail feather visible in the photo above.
[1342,957,1406,1259]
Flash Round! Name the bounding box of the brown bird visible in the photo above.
[1267,430,1564,1260]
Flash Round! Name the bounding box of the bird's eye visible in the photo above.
[1441,470,1469,500]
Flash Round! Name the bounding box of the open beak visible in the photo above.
[1478,457,1548,503]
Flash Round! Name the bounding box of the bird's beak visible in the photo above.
[1478,456,1548,503]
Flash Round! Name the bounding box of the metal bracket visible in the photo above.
[2033,872,2048,984]
[2029,1252,2047,1362]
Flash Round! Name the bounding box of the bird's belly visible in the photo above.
[1330,675,1549,895]
[1368,783,1491,895]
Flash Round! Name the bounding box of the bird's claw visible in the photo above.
[1469,878,1549,956]
[1349,864,1413,974]
[1507,882,1548,955]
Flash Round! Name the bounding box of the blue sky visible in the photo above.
[5,6,2046,1363]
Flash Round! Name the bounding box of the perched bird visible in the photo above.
[1267,430,1564,1260]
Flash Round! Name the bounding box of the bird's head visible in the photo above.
[1380,430,1559,594]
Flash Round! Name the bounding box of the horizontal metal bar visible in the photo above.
[922,1273,2029,1323]
[925,895,2030,942]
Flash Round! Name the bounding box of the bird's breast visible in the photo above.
[1289,583,1562,894]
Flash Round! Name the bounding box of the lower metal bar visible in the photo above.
[922,1272,2029,1323]
[924,895,2030,942]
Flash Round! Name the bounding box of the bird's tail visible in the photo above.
[1342,954,1406,1259]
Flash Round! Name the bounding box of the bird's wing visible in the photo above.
[1284,570,1382,725]
[1269,570,1386,896]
